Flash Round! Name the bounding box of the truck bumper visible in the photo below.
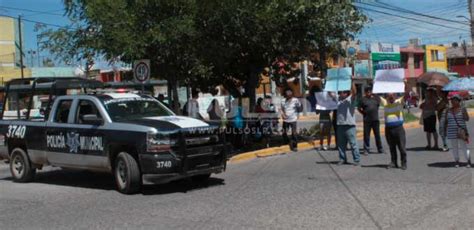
[142,165,225,185]
[139,143,228,185]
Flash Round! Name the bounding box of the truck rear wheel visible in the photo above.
[10,148,36,183]
[114,152,141,194]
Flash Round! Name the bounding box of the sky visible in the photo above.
[0,0,472,67]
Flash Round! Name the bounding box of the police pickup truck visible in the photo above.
[0,78,227,194]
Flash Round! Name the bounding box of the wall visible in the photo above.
[424,45,448,73]
[0,17,16,66]
[0,16,30,83]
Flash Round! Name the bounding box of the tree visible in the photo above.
[39,0,209,113]
[195,0,367,109]
[40,0,367,112]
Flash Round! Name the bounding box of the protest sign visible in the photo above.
[324,67,352,92]
[372,68,405,94]
[315,92,338,111]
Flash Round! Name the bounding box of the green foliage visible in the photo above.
[403,111,419,123]
[39,0,367,92]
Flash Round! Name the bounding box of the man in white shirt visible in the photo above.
[280,88,301,152]
[186,90,201,119]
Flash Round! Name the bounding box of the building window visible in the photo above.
[414,55,421,68]
[430,50,444,62]
[401,54,408,68]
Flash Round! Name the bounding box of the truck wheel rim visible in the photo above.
[116,160,127,188]
[12,154,24,178]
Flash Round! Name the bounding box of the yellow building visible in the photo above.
[424,45,448,73]
[0,16,31,84]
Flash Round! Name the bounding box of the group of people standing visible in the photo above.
[279,80,471,169]
[419,87,471,167]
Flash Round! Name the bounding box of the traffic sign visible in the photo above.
[133,59,150,83]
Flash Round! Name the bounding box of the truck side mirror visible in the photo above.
[82,114,103,126]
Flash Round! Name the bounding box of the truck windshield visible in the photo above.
[104,98,174,122]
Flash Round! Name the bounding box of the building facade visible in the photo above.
[0,16,31,83]
[447,45,474,77]
[424,45,448,73]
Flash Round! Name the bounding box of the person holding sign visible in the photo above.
[379,80,410,170]
[335,81,361,166]
[314,86,338,151]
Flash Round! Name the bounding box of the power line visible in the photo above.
[357,6,468,31]
[358,1,470,26]
[0,6,64,16]
[21,18,72,29]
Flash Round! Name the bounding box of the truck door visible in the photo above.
[45,99,75,166]
[68,99,108,170]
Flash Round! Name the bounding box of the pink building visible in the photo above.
[400,46,425,78]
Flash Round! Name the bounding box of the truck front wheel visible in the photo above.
[10,148,36,182]
[114,152,141,194]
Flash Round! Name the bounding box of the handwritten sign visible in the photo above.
[315,92,338,111]
[324,67,352,92]
[373,68,405,94]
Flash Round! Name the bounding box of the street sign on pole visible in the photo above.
[133,59,150,83]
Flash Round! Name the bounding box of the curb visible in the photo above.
[229,111,474,164]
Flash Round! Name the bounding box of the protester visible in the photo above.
[280,88,301,152]
[314,87,337,151]
[332,109,338,150]
[335,82,360,166]
[184,89,201,119]
[207,97,224,127]
[380,81,410,170]
[420,87,439,150]
[436,90,449,152]
[441,94,470,168]
[358,86,384,154]
[255,98,266,113]
[156,94,169,108]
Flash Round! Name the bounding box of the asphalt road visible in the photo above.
[0,120,473,229]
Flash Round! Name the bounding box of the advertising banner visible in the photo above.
[354,60,370,78]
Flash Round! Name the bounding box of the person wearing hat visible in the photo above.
[441,93,470,168]
[358,86,384,155]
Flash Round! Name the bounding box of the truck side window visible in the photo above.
[76,100,102,124]
[54,100,72,123]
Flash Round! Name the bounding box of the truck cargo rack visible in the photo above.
[1,77,104,120]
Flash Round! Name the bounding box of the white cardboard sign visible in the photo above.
[373,68,405,94]
[315,92,338,111]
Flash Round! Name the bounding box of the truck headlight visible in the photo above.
[147,133,177,153]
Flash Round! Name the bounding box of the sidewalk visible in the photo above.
[230,109,474,164]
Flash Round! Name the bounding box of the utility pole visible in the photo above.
[470,0,474,43]
[463,40,471,76]
[18,15,24,79]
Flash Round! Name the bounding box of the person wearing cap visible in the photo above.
[336,81,360,166]
[380,80,410,170]
[420,87,440,150]
[280,88,301,152]
[358,86,384,154]
[441,93,470,168]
